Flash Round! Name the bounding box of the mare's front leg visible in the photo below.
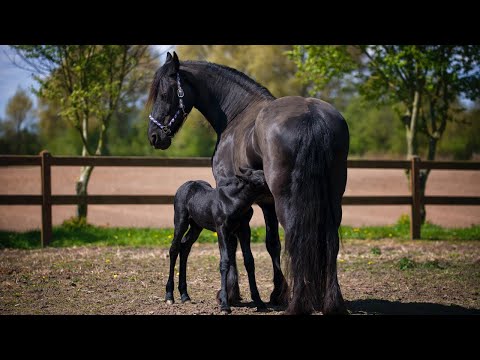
[178,223,202,303]
[260,203,289,306]
[237,220,267,310]
[216,225,232,314]
[226,233,241,304]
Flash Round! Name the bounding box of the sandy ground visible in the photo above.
[0,240,478,315]
[0,166,479,231]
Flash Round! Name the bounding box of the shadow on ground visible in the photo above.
[347,299,480,315]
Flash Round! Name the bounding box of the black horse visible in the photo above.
[148,52,349,315]
[166,168,268,313]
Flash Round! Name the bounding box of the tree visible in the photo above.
[0,88,41,154]
[5,88,33,153]
[289,45,480,222]
[11,45,159,219]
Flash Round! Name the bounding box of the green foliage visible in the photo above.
[10,45,159,156]
[342,96,406,156]
[371,247,382,255]
[289,45,480,160]
[61,216,92,230]
[398,257,416,270]
[0,88,41,154]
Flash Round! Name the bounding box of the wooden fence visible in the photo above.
[1,151,479,246]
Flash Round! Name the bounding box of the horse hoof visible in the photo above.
[220,309,231,315]
[182,299,191,304]
[256,301,268,312]
[165,299,174,305]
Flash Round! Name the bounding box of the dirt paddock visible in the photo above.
[1,166,479,231]
[1,239,479,315]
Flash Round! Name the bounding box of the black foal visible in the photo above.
[165,168,267,313]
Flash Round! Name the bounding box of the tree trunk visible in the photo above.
[76,165,94,218]
[76,115,92,219]
[406,91,421,159]
[405,91,430,223]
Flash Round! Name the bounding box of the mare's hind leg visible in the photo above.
[165,212,189,305]
[237,220,267,310]
[178,222,202,303]
[322,158,348,315]
[260,203,289,306]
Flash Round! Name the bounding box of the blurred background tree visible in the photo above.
[289,45,480,222]
[10,45,159,219]
[0,88,40,154]
[1,45,478,163]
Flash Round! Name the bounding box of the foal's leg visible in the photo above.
[165,212,189,304]
[178,223,202,303]
[237,222,267,310]
[216,225,232,314]
[260,203,289,306]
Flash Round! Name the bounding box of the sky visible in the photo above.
[0,45,172,120]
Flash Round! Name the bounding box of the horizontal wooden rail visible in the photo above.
[51,195,176,205]
[0,155,42,166]
[424,196,480,205]
[1,152,479,245]
[420,161,480,170]
[0,195,43,205]
[342,196,412,205]
[0,195,415,206]
[50,156,212,167]
[346,160,410,169]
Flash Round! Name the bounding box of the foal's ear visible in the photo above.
[165,52,172,62]
[172,51,180,72]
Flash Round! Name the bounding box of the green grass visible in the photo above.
[0,219,273,249]
[339,214,480,241]
[0,215,478,249]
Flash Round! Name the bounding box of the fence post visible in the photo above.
[40,151,52,247]
[410,156,421,240]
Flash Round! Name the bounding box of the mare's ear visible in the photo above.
[172,51,180,73]
[164,51,179,76]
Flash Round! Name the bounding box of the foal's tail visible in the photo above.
[284,114,345,315]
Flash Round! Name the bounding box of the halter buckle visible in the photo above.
[162,126,171,135]
[177,88,184,98]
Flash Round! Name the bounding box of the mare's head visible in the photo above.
[147,51,194,149]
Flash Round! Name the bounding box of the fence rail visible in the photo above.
[1,151,479,246]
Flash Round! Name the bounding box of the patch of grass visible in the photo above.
[370,247,382,255]
[0,215,477,249]
[0,219,284,249]
[398,257,416,270]
[340,215,480,240]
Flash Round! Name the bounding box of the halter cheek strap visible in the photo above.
[149,73,189,136]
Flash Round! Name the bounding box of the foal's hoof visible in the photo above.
[181,299,191,304]
[165,299,174,305]
[220,308,231,315]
